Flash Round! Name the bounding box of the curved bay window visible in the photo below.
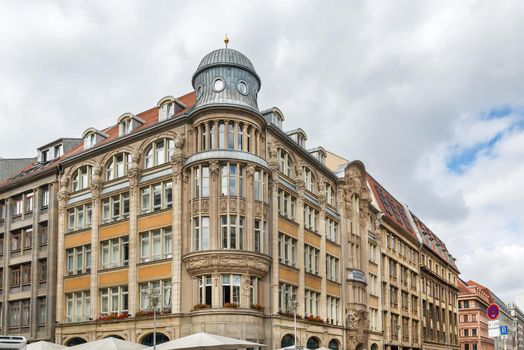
[192,165,210,198]
[253,170,269,202]
[222,274,241,306]
[195,120,261,154]
[71,165,92,192]
[106,153,132,181]
[192,216,209,251]
[197,275,212,307]
[220,215,244,250]
[144,138,174,169]
[220,163,244,197]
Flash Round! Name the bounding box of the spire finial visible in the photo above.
[224,34,229,49]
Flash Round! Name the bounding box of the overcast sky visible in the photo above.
[1,0,523,307]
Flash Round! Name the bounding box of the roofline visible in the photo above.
[37,137,82,151]
[0,162,59,194]
[268,124,338,183]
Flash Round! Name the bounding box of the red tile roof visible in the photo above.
[366,173,417,240]
[0,91,196,191]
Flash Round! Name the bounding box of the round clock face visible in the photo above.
[213,78,225,92]
[237,81,248,95]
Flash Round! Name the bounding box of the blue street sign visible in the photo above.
[501,326,508,335]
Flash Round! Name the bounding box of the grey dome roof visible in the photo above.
[192,48,260,85]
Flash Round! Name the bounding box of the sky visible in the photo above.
[1,0,523,307]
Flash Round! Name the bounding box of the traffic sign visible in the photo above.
[489,320,500,329]
[489,327,500,338]
[487,303,500,320]
[501,326,508,335]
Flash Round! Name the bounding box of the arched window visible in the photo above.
[144,138,175,169]
[370,343,379,350]
[303,167,315,192]
[71,166,92,192]
[329,339,340,350]
[66,338,87,346]
[277,149,292,178]
[281,334,295,348]
[106,153,132,181]
[140,333,169,346]
[307,336,320,349]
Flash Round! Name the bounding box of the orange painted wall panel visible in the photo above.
[138,211,172,232]
[99,221,129,241]
[305,274,321,290]
[279,266,299,285]
[64,231,91,249]
[64,276,90,292]
[327,281,341,297]
[326,241,340,258]
[99,269,129,287]
[304,231,321,248]
[137,262,171,282]
[278,218,299,238]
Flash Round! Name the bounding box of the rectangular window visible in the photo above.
[193,216,209,251]
[304,289,320,317]
[139,227,172,262]
[39,222,48,245]
[100,237,129,269]
[65,244,91,276]
[222,274,241,306]
[254,219,265,253]
[278,189,296,220]
[38,259,47,282]
[220,215,244,250]
[279,283,297,313]
[326,217,338,243]
[101,192,129,224]
[303,204,318,232]
[24,192,34,213]
[99,286,128,315]
[139,279,171,311]
[304,245,319,275]
[198,275,212,306]
[41,187,49,208]
[327,296,340,325]
[0,200,6,221]
[140,181,172,214]
[278,233,297,267]
[326,254,340,282]
[37,297,46,324]
[67,203,92,232]
[220,163,244,197]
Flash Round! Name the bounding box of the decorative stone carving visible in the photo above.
[219,198,227,212]
[183,251,271,278]
[246,164,255,180]
[239,199,245,214]
[201,199,209,213]
[90,163,102,200]
[210,161,220,182]
[230,200,237,212]
[254,203,262,217]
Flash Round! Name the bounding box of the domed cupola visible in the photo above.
[191,47,261,113]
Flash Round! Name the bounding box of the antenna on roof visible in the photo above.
[224,34,229,49]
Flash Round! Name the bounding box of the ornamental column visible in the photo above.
[170,132,186,313]
[127,152,140,317]
[89,164,102,321]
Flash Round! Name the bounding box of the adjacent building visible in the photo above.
[0,138,80,341]
[507,302,524,350]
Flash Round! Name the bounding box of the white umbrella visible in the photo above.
[278,346,312,350]
[69,337,147,350]
[147,332,266,350]
[27,341,67,350]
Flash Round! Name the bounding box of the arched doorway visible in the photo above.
[104,335,125,340]
[329,339,340,350]
[356,343,365,350]
[140,333,169,346]
[307,336,320,349]
[281,334,295,348]
[370,343,378,350]
[65,337,87,346]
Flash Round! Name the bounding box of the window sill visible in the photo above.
[278,262,299,271]
[64,271,91,279]
[278,214,298,226]
[99,217,130,228]
[137,257,172,266]
[65,227,92,236]
[98,265,128,273]
[137,207,172,219]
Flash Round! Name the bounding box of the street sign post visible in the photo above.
[488,303,500,320]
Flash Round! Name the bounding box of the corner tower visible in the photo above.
[191,48,261,113]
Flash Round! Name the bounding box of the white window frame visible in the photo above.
[278,233,296,267]
[100,237,129,269]
[144,138,175,169]
[140,181,172,214]
[220,215,244,250]
[139,227,172,263]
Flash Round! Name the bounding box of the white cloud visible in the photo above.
[1,0,523,301]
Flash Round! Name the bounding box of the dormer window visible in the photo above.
[41,150,49,163]
[84,133,96,149]
[54,144,62,158]
[309,147,327,165]
[117,113,144,137]
[82,128,109,150]
[157,96,187,122]
[286,129,307,148]
[120,118,131,136]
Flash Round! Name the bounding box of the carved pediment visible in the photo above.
[183,251,271,278]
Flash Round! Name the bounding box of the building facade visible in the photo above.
[0,138,80,341]
[507,302,524,350]
[0,46,467,350]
